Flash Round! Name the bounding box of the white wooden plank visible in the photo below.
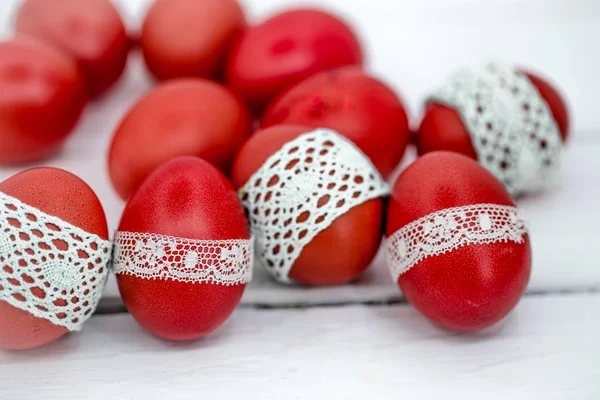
[1,293,599,399]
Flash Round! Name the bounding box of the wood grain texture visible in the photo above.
[1,293,599,399]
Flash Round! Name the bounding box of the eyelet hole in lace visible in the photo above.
[29,286,45,299]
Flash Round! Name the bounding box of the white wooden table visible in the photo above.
[1,0,600,399]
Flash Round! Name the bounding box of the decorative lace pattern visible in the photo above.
[429,61,563,196]
[0,192,111,331]
[387,203,528,282]
[112,232,253,285]
[240,128,390,284]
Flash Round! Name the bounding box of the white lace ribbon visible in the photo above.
[429,61,563,196]
[112,232,253,285]
[387,203,528,282]
[240,128,390,284]
[0,192,111,332]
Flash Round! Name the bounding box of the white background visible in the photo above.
[0,1,599,399]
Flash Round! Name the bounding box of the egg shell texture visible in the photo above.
[226,9,363,111]
[108,79,251,200]
[116,156,249,341]
[261,66,410,178]
[0,37,87,164]
[387,152,531,332]
[141,0,246,81]
[15,0,129,97]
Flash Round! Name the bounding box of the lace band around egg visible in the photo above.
[0,192,112,332]
[112,232,254,285]
[239,128,390,283]
[387,203,528,282]
[429,61,563,196]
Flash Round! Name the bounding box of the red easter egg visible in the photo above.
[262,67,410,179]
[231,125,384,286]
[15,0,129,97]
[108,79,251,200]
[386,152,531,332]
[115,157,250,341]
[226,9,363,112]
[0,168,108,350]
[141,0,246,81]
[0,37,87,165]
[418,69,569,157]
[522,71,570,141]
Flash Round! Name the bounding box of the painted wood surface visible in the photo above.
[1,293,599,400]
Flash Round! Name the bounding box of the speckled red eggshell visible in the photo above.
[261,67,410,179]
[417,71,569,157]
[231,125,383,286]
[116,156,249,341]
[15,0,129,97]
[386,152,531,332]
[108,79,251,200]
[0,168,108,350]
[226,8,363,112]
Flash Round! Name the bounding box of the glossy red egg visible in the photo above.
[231,125,383,286]
[262,67,410,178]
[15,0,129,97]
[141,0,246,81]
[0,168,108,350]
[108,79,251,200]
[0,37,87,165]
[226,9,363,112]
[115,157,250,341]
[417,70,569,157]
[386,152,531,332]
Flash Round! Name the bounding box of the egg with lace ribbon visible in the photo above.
[112,156,253,341]
[231,125,388,286]
[417,61,569,196]
[0,168,110,350]
[386,152,532,332]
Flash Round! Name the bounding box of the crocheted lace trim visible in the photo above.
[430,61,563,196]
[387,203,528,282]
[0,192,111,331]
[240,128,390,283]
[112,232,253,285]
